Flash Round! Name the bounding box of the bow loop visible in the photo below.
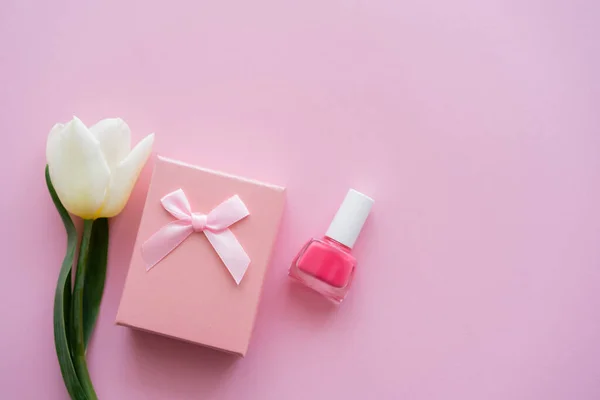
[161,189,193,220]
[207,195,250,231]
[142,189,251,285]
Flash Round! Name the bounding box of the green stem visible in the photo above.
[46,166,88,400]
[72,219,98,400]
[83,218,109,349]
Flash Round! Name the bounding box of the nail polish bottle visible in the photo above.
[289,189,373,303]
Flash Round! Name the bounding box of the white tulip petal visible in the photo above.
[99,133,154,217]
[46,117,111,219]
[89,118,131,171]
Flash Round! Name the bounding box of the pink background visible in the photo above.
[1,0,599,399]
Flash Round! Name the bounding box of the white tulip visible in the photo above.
[46,116,154,219]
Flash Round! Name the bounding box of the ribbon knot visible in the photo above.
[192,213,207,232]
[141,189,251,285]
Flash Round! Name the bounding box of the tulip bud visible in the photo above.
[46,116,154,219]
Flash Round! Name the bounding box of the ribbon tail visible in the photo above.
[204,229,251,285]
[142,220,194,270]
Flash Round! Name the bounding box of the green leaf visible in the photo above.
[83,218,109,349]
[46,166,88,400]
[71,219,99,400]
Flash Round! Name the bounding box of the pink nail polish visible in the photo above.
[289,189,373,303]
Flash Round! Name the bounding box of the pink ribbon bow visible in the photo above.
[142,189,251,285]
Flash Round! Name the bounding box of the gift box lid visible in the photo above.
[116,156,285,356]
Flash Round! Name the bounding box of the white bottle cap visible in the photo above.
[325,189,374,248]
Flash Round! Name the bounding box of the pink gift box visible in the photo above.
[116,156,285,356]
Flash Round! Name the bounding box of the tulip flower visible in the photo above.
[45,116,154,400]
[46,116,154,219]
